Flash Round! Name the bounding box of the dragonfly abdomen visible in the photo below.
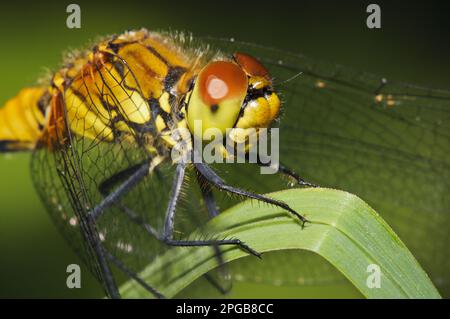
[0,87,49,151]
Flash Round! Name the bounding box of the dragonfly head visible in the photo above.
[186,52,280,140]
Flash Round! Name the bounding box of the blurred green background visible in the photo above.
[0,0,449,298]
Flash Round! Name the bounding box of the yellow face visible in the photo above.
[186,52,280,139]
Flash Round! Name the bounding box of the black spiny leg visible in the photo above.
[84,161,152,299]
[257,156,318,188]
[200,182,220,218]
[98,161,160,238]
[197,175,233,295]
[195,162,309,226]
[95,161,165,298]
[161,161,261,258]
[106,252,165,299]
[91,161,151,220]
[277,163,318,188]
[98,161,150,195]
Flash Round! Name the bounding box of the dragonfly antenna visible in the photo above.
[277,71,303,86]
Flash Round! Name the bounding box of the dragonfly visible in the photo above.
[1,29,449,298]
[0,29,314,298]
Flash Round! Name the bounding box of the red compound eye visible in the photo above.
[198,61,248,106]
[233,52,269,78]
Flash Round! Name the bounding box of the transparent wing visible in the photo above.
[31,52,209,297]
[206,38,450,294]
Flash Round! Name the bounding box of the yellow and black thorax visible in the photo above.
[0,30,203,154]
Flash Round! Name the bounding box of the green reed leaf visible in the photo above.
[120,188,440,299]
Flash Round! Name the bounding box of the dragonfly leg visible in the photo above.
[93,161,165,298]
[204,270,232,295]
[83,163,152,298]
[197,176,220,218]
[98,161,149,195]
[97,161,160,238]
[106,252,165,299]
[257,156,318,188]
[162,161,261,258]
[90,161,150,220]
[86,160,152,298]
[164,237,261,258]
[196,175,233,295]
[195,162,309,226]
